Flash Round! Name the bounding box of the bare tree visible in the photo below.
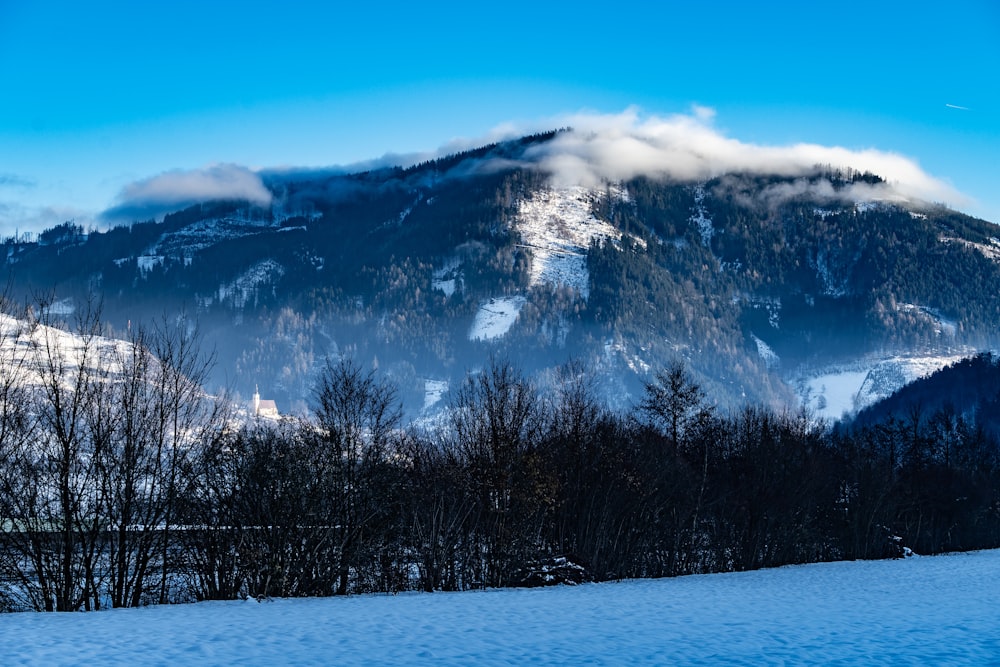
[449,357,547,587]
[398,430,474,592]
[98,319,227,607]
[312,357,402,595]
[0,307,40,611]
[18,304,111,611]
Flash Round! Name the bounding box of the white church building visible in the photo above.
[252,385,279,419]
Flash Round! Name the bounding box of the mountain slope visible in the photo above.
[3,133,999,416]
[851,352,1000,436]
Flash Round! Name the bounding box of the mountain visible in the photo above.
[4,132,999,418]
[851,352,1000,437]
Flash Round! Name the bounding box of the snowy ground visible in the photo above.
[468,296,527,341]
[0,313,136,385]
[421,378,449,412]
[801,368,872,421]
[797,353,969,421]
[3,550,998,665]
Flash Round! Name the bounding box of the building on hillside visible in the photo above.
[253,385,279,419]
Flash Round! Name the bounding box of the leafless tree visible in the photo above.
[312,357,402,595]
[449,357,547,587]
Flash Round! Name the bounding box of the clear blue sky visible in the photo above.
[1,0,998,233]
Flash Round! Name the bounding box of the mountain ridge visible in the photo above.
[3,132,998,417]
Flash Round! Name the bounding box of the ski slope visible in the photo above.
[3,549,998,665]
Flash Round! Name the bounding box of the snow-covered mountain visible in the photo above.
[4,133,999,418]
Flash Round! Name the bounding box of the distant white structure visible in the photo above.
[253,385,279,419]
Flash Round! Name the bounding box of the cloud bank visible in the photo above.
[98,107,967,226]
[510,108,965,209]
[102,164,272,222]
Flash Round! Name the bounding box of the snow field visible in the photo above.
[421,378,449,412]
[468,296,527,341]
[4,550,997,665]
[466,186,622,342]
[0,314,137,388]
[799,353,970,421]
[514,186,620,299]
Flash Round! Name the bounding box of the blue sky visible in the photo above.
[1,0,998,234]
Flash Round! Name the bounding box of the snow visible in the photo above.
[468,186,628,343]
[149,214,278,257]
[515,186,620,299]
[422,379,449,411]
[802,369,871,420]
[137,255,164,273]
[797,353,968,420]
[42,298,75,317]
[604,338,652,375]
[854,353,967,408]
[0,314,138,392]
[215,260,285,310]
[739,294,781,328]
[432,258,461,297]
[3,549,998,664]
[751,334,779,369]
[898,303,958,337]
[691,184,714,247]
[814,250,849,297]
[433,278,456,297]
[468,296,526,341]
[940,235,1000,263]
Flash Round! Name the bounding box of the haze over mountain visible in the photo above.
[4,125,998,419]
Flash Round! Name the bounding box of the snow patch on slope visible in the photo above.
[0,314,136,388]
[432,257,462,297]
[898,303,957,337]
[150,213,280,258]
[752,334,779,369]
[940,235,1000,263]
[469,296,526,341]
[422,379,449,412]
[796,353,970,421]
[691,185,714,247]
[814,250,850,297]
[213,260,285,310]
[515,186,621,299]
[604,338,652,375]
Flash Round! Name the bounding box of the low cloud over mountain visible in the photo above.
[515,108,965,209]
[102,164,272,222]
[97,108,967,226]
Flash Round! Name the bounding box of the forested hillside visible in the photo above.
[2,133,998,416]
[852,352,1000,436]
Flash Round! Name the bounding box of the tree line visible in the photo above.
[1,310,998,612]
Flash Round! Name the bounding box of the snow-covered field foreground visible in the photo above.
[4,550,999,665]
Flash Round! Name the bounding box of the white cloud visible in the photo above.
[120,163,271,206]
[103,164,272,222]
[499,107,967,208]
